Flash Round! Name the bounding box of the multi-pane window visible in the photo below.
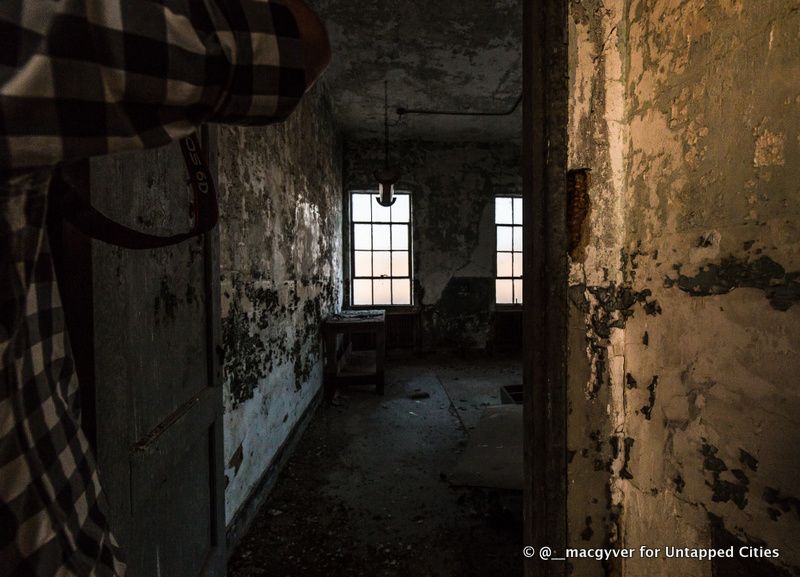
[495,196,523,304]
[351,191,412,306]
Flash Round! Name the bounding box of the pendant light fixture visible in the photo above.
[374,80,400,207]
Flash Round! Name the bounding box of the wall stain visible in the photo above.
[426,277,494,350]
[228,444,244,476]
[571,282,662,400]
[739,449,759,472]
[222,272,337,407]
[611,436,636,480]
[702,442,749,510]
[763,487,800,522]
[640,375,658,420]
[581,516,594,541]
[153,276,180,322]
[708,513,793,577]
[669,255,800,311]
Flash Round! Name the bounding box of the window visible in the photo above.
[350,191,412,306]
[495,196,523,304]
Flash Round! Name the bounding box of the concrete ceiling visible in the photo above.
[310,0,522,142]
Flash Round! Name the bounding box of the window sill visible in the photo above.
[495,304,524,311]
[346,304,420,314]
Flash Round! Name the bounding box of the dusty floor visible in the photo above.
[228,353,523,577]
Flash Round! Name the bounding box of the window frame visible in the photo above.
[349,190,414,308]
[495,194,523,307]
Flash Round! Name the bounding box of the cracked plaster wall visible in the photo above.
[567,1,800,575]
[312,0,522,141]
[344,139,521,350]
[214,85,343,524]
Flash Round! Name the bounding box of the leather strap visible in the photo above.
[61,133,219,250]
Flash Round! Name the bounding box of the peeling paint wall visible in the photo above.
[214,85,343,524]
[621,0,800,574]
[567,1,630,575]
[344,139,521,350]
[567,0,800,575]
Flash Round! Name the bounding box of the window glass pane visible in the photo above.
[391,194,410,223]
[372,196,392,222]
[497,252,513,277]
[496,279,513,304]
[373,279,392,304]
[514,279,523,304]
[513,197,523,224]
[513,226,523,251]
[353,224,371,250]
[392,279,411,305]
[351,191,413,307]
[373,251,391,277]
[513,252,523,277]
[392,251,409,277]
[354,251,372,277]
[373,224,391,250]
[497,226,513,251]
[353,279,372,305]
[351,194,372,222]
[391,224,408,250]
[495,197,513,224]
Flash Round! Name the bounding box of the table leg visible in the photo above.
[375,324,386,395]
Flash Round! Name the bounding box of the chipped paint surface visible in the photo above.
[215,85,343,523]
[311,0,522,141]
[567,2,629,574]
[568,0,800,574]
[344,139,521,349]
[621,1,800,574]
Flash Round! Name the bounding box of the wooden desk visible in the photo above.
[323,310,386,397]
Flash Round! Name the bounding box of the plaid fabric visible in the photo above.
[1,170,126,577]
[0,0,307,169]
[1,1,310,575]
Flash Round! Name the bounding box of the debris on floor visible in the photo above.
[227,356,523,577]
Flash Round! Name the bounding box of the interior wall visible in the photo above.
[214,85,343,525]
[621,1,799,575]
[567,1,800,575]
[344,139,521,350]
[566,2,629,576]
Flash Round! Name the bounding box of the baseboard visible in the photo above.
[225,387,322,556]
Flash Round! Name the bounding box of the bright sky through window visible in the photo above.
[351,191,412,306]
[496,196,523,304]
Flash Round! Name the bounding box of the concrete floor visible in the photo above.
[228,354,523,577]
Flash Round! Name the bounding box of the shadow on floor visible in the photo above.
[228,354,523,577]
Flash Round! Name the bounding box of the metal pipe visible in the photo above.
[395,93,522,118]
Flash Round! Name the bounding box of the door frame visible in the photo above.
[202,124,227,577]
[522,1,569,576]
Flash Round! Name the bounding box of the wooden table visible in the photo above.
[323,310,386,397]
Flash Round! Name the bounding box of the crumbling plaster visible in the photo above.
[567,0,800,575]
[214,85,344,524]
[344,139,521,350]
[310,0,522,141]
[567,1,630,575]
